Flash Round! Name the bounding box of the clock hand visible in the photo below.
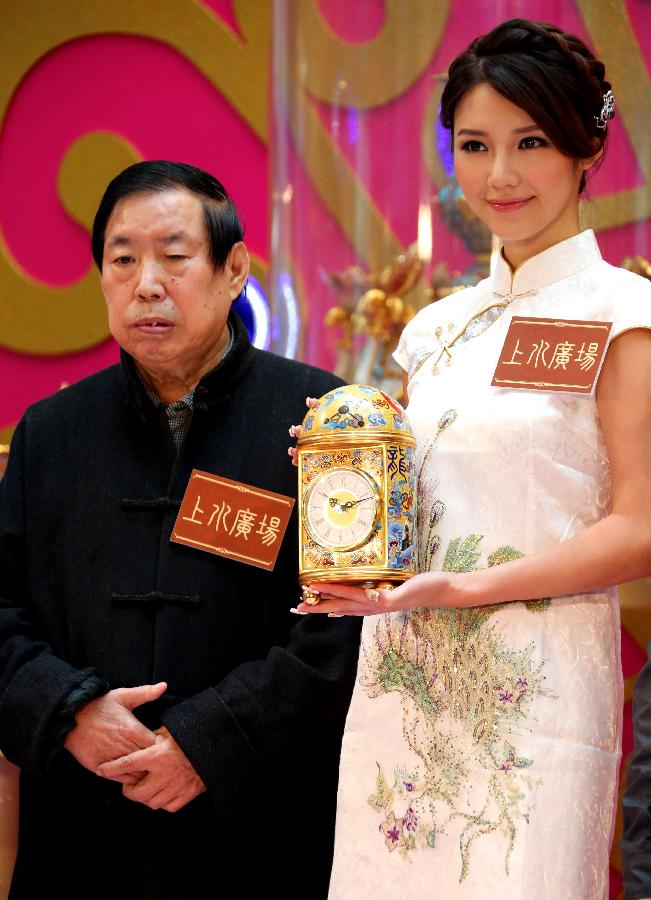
[328,496,351,513]
[340,496,374,511]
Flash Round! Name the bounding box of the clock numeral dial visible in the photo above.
[304,467,379,550]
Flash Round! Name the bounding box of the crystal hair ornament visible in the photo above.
[594,89,615,130]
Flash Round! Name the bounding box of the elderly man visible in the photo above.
[0,161,360,899]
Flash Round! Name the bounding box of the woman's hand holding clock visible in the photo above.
[293,571,458,617]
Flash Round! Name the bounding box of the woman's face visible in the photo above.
[453,83,595,268]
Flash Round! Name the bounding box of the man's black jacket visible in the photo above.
[0,313,361,899]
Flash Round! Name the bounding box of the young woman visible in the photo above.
[294,18,651,898]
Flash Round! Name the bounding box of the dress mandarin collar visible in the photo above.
[492,229,602,298]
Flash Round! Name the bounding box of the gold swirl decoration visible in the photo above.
[285,0,451,271]
[0,0,270,355]
[0,131,142,355]
[297,0,449,108]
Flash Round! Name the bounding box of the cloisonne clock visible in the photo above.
[297,384,417,596]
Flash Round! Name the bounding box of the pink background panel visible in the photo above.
[1,0,650,424]
[0,31,267,429]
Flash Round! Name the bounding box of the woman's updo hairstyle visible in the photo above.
[440,18,612,192]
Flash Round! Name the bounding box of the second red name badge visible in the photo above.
[492,316,612,395]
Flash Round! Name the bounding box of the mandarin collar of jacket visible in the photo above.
[119,311,255,421]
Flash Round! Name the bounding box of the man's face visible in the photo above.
[100,188,247,385]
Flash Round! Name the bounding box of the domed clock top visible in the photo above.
[298,383,413,445]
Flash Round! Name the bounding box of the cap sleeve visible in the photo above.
[609,273,651,342]
[392,316,414,371]
[392,302,445,375]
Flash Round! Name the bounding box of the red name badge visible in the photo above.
[492,317,613,395]
[171,470,295,571]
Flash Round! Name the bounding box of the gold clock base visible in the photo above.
[299,566,414,586]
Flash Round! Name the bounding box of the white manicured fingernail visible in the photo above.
[290,607,308,615]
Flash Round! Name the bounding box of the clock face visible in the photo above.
[304,467,379,550]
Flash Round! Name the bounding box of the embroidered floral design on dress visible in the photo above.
[362,528,555,881]
[416,409,456,571]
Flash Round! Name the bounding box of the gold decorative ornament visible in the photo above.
[324,249,421,397]
[297,384,416,591]
[621,255,651,280]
